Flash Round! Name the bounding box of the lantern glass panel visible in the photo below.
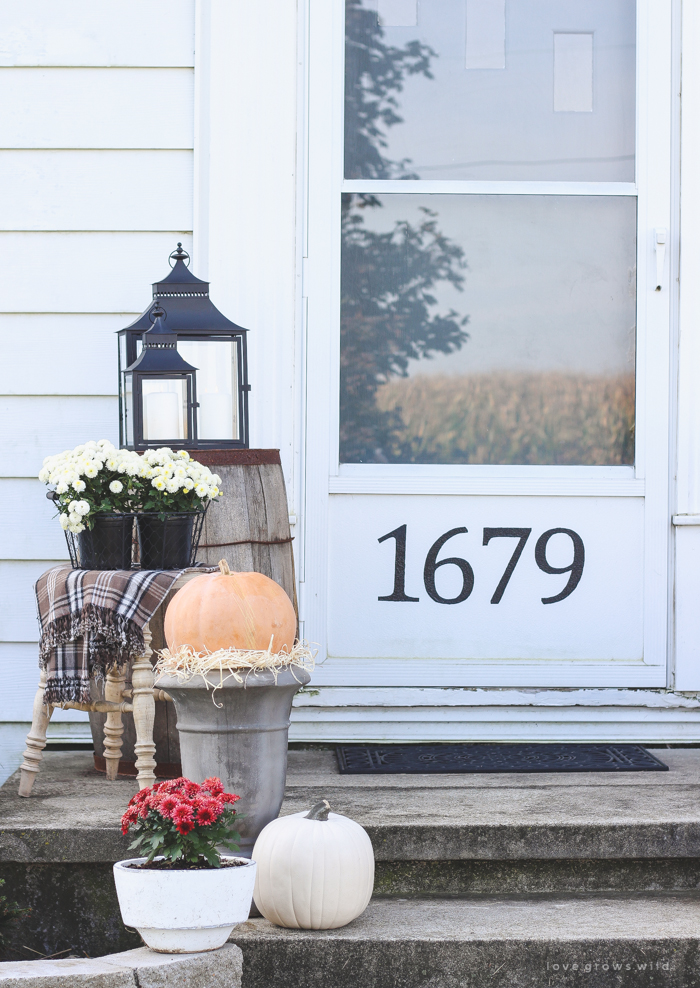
[124,372,134,447]
[179,339,240,441]
[142,378,189,442]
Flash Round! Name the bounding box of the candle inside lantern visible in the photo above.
[145,390,182,440]
[198,392,234,440]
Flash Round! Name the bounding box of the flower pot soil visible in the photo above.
[127,857,247,870]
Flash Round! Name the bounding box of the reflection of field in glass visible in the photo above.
[375,372,635,465]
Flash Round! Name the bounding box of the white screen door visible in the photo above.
[302,0,673,691]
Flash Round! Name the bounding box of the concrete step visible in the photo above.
[231,894,700,988]
[283,746,700,895]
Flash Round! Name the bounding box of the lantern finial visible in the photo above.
[169,242,190,268]
[142,304,179,350]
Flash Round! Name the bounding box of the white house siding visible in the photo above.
[0,1,196,784]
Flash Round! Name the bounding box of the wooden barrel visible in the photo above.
[90,449,297,776]
[191,449,297,617]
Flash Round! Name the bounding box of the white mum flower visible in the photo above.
[106,457,119,470]
[84,464,99,478]
[177,450,190,460]
[38,467,50,483]
[68,511,81,525]
[166,480,179,493]
[194,483,208,498]
[183,477,195,490]
[56,481,69,494]
[76,500,91,515]
[72,479,86,492]
[109,480,123,494]
[68,522,85,534]
[59,514,69,530]
[152,477,166,491]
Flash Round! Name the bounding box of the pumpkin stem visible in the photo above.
[305,800,331,821]
[218,559,231,575]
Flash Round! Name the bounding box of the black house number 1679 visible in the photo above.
[378,525,585,606]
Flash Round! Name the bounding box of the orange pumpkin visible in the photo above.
[164,560,296,654]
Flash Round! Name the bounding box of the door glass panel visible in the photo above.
[345,0,636,181]
[340,193,636,464]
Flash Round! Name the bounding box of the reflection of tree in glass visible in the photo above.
[344,0,433,180]
[341,199,469,461]
[341,0,468,462]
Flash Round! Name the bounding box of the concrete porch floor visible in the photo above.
[2,746,700,863]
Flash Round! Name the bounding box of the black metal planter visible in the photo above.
[75,514,135,570]
[136,510,206,570]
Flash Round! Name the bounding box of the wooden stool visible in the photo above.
[17,572,197,797]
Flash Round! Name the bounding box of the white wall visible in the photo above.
[674,0,700,691]
[0,1,196,783]
[0,0,304,783]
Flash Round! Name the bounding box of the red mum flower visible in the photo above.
[164,778,187,794]
[172,802,194,825]
[183,780,201,798]
[195,799,221,826]
[120,806,139,834]
[158,794,179,818]
[202,777,224,796]
[176,819,195,835]
[222,792,240,805]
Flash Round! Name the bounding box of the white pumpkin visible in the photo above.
[252,800,374,929]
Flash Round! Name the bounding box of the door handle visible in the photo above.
[655,228,667,291]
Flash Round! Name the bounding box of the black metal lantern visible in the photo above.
[118,244,250,450]
[122,304,198,449]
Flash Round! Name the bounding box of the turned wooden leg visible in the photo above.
[103,665,127,781]
[18,669,53,797]
[132,623,157,790]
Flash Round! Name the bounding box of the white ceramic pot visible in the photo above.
[113,856,256,952]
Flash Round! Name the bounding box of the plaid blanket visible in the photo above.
[36,566,192,705]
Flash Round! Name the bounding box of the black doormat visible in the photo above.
[336,743,668,774]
